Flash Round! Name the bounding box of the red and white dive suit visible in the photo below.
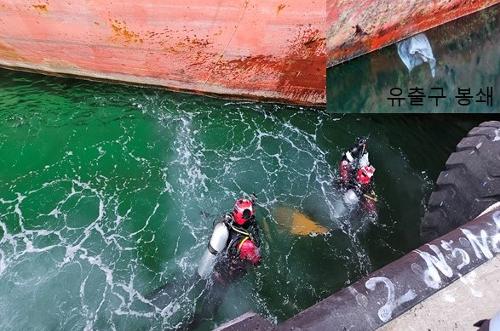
[197,197,261,284]
[338,141,377,214]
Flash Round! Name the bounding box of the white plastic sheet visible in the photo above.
[491,311,500,331]
[397,33,436,77]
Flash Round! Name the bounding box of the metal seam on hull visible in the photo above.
[203,0,249,86]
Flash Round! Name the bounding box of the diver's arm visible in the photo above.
[249,221,261,247]
[344,139,367,162]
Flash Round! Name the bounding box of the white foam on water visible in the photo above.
[0,97,396,330]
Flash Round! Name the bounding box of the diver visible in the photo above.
[212,197,261,286]
[198,195,261,283]
[187,195,261,329]
[338,138,377,213]
[147,196,262,330]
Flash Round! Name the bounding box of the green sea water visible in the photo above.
[0,68,492,330]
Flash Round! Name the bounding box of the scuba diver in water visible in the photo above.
[215,197,261,279]
[178,194,261,329]
[198,195,261,282]
[147,195,261,330]
[189,195,261,329]
[338,138,377,214]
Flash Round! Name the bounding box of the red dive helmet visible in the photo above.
[232,198,254,225]
[356,165,376,185]
[238,238,260,265]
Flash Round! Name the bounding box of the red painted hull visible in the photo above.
[0,0,325,105]
[327,0,499,67]
[1,1,496,104]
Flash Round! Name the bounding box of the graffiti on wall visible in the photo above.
[359,211,500,323]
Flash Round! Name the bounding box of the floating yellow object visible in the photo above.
[273,207,329,236]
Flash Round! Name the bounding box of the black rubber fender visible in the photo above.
[420,121,500,242]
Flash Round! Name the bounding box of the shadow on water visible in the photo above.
[0,68,495,330]
[327,6,499,113]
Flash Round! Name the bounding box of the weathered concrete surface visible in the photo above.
[327,0,500,67]
[213,312,274,331]
[0,0,325,105]
[379,254,500,331]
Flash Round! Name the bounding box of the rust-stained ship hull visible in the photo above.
[327,0,499,67]
[2,1,497,104]
[0,0,325,105]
